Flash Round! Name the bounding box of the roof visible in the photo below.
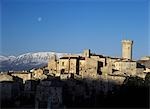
[114,59,136,62]
[137,60,150,68]
[11,71,31,74]
[60,57,78,59]
[60,56,85,60]
[103,56,121,60]
[90,53,104,58]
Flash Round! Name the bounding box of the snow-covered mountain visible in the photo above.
[0,52,67,72]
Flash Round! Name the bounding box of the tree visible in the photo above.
[123,76,144,87]
[144,72,150,87]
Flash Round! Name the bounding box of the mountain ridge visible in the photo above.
[0,52,68,72]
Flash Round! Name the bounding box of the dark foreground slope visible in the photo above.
[1,74,150,109]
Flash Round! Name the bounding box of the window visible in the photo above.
[62,62,64,66]
[61,69,65,74]
[128,47,130,50]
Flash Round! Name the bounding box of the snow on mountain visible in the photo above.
[8,56,16,61]
[16,52,66,63]
[0,56,9,62]
[0,52,67,71]
[0,55,17,62]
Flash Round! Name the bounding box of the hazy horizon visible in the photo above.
[0,0,150,59]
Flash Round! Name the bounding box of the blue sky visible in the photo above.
[0,0,149,59]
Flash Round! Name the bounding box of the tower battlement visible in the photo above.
[122,40,133,44]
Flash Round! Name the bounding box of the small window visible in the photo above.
[62,62,64,66]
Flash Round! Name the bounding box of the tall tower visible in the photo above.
[122,40,133,60]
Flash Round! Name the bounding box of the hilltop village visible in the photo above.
[47,40,148,79]
[0,40,150,108]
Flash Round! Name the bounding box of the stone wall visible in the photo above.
[114,61,136,75]
[11,73,32,83]
[59,58,78,74]
[82,58,98,79]
[33,69,44,79]
[48,60,57,74]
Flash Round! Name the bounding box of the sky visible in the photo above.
[0,0,150,59]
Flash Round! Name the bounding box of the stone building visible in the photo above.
[33,68,43,78]
[48,47,136,79]
[47,49,104,79]
[11,72,32,83]
[78,57,86,75]
[101,57,120,75]
[82,57,102,78]
[48,54,58,74]
[90,54,106,66]
[137,59,150,78]
[47,40,147,79]
[140,56,150,61]
[113,59,137,76]
[144,68,150,73]
[59,56,79,74]
[122,40,133,60]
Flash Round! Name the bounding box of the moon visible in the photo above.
[37,17,42,22]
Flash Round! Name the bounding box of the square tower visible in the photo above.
[83,49,91,58]
[122,40,133,60]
